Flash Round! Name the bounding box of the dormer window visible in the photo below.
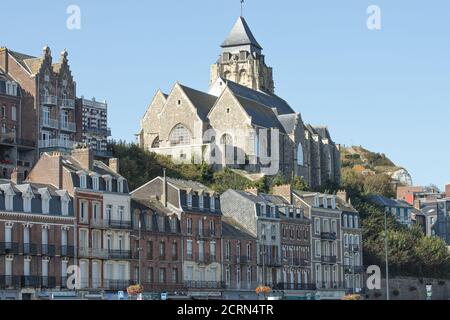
[285,207,289,216]
[322,196,327,208]
[314,194,319,207]
[1,185,15,211]
[210,196,215,212]
[187,193,193,208]
[260,204,266,216]
[117,178,124,193]
[330,196,336,210]
[79,174,87,189]
[39,189,51,215]
[92,176,99,191]
[199,194,204,210]
[23,195,32,213]
[270,206,276,218]
[103,176,112,192]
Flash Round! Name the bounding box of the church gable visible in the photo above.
[141,89,167,133]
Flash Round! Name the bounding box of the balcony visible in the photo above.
[38,138,75,150]
[40,276,57,289]
[41,95,57,105]
[85,126,112,137]
[60,245,75,257]
[349,244,360,252]
[41,244,56,256]
[142,282,186,292]
[40,117,59,129]
[186,253,194,261]
[316,282,345,290]
[273,283,316,291]
[344,265,365,273]
[184,281,225,290]
[108,220,132,230]
[0,275,21,289]
[0,242,19,255]
[235,255,250,264]
[60,98,75,109]
[108,249,132,260]
[90,219,108,229]
[104,279,133,291]
[321,256,337,264]
[60,121,76,132]
[196,253,217,264]
[78,247,109,259]
[22,243,38,255]
[20,276,41,288]
[320,232,337,241]
[291,258,310,267]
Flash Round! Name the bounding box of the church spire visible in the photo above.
[221,16,262,52]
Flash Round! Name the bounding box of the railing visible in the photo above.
[60,121,76,132]
[104,279,133,290]
[186,253,194,261]
[184,281,225,289]
[0,275,21,289]
[344,265,365,273]
[22,243,38,255]
[273,283,316,291]
[20,276,41,288]
[60,98,75,109]
[17,159,33,167]
[40,117,59,129]
[41,244,56,256]
[291,258,310,267]
[108,220,132,230]
[85,126,111,137]
[78,247,109,259]
[321,256,337,264]
[320,232,337,241]
[316,282,345,290]
[60,276,68,289]
[108,249,132,260]
[0,242,19,255]
[40,276,57,288]
[38,139,75,149]
[349,244,360,252]
[195,253,217,264]
[142,282,186,291]
[41,95,57,105]
[259,256,281,267]
[234,255,250,264]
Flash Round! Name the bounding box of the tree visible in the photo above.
[363,174,395,198]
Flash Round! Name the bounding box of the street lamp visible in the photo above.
[384,208,390,301]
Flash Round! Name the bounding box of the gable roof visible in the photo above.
[179,84,218,121]
[368,194,411,208]
[221,16,262,50]
[278,113,298,133]
[312,126,331,140]
[224,79,295,115]
[222,216,255,239]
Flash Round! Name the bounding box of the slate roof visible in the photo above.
[179,84,218,121]
[131,198,174,216]
[259,193,289,206]
[232,190,271,204]
[0,178,68,198]
[335,197,358,213]
[221,16,262,50]
[166,177,214,193]
[278,113,298,133]
[368,195,411,208]
[235,95,285,132]
[60,155,123,178]
[222,216,255,239]
[312,126,331,140]
[225,80,295,115]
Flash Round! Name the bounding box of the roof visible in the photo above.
[335,197,358,213]
[225,80,295,115]
[235,95,285,132]
[278,113,298,133]
[60,155,123,179]
[312,126,331,140]
[222,216,255,239]
[232,190,272,204]
[131,198,174,216]
[179,84,218,121]
[368,195,412,208]
[259,193,290,206]
[0,178,70,199]
[166,177,214,193]
[221,16,262,50]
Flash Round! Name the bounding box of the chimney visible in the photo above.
[109,158,119,174]
[414,199,421,210]
[10,168,22,184]
[0,47,8,73]
[446,184,450,198]
[337,190,348,204]
[71,147,93,171]
[272,184,292,204]
[161,169,167,207]
[245,187,259,196]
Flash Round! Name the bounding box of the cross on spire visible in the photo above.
[241,0,245,17]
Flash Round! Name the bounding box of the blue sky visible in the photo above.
[2,0,449,188]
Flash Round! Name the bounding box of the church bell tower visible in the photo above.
[210,16,275,94]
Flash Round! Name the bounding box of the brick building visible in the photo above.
[131,176,223,298]
[0,70,35,179]
[0,177,75,300]
[130,198,184,294]
[26,147,132,292]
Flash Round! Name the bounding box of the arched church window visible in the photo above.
[151,136,160,149]
[220,133,233,146]
[223,71,232,80]
[169,124,191,146]
[239,69,247,85]
[297,143,304,166]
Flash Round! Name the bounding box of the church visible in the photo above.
[137,16,340,188]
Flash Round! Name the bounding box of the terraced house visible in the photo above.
[131,176,223,298]
[0,176,75,300]
[26,146,132,293]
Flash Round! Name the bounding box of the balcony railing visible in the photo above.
[320,232,337,241]
[40,117,59,129]
[41,95,57,105]
[316,281,345,290]
[184,281,225,289]
[235,255,250,264]
[0,242,19,255]
[259,256,281,267]
[60,245,75,257]
[142,282,186,292]
[195,253,217,264]
[22,243,38,255]
[344,265,365,273]
[39,138,75,150]
[273,283,317,291]
[349,244,360,252]
[108,220,132,230]
[60,98,75,109]
[60,121,76,132]
[78,247,109,259]
[321,256,337,264]
[41,244,56,256]
[108,249,132,260]
[85,126,112,137]
[0,275,21,289]
[104,279,133,290]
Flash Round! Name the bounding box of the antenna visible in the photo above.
[241,0,245,17]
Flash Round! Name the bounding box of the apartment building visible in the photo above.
[0,70,35,179]
[220,189,281,288]
[368,195,413,228]
[336,191,364,294]
[131,176,223,298]
[75,97,111,159]
[25,147,132,292]
[130,198,184,294]
[0,47,80,155]
[420,197,450,245]
[0,177,75,300]
[221,216,257,299]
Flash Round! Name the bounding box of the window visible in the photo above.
[92,176,99,191]
[169,124,191,146]
[260,204,266,216]
[354,216,359,228]
[147,267,153,283]
[198,218,203,236]
[331,220,337,233]
[210,241,216,260]
[271,225,276,240]
[315,240,321,257]
[79,174,87,189]
[186,240,193,259]
[187,217,192,234]
[225,242,231,260]
[159,241,165,260]
[344,234,348,247]
[343,215,348,228]
[349,216,354,229]
[79,201,88,223]
[92,202,100,221]
[209,220,215,236]
[11,106,16,121]
[147,241,153,259]
[323,219,330,233]
[106,205,112,223]
[210,196,216,212]
[314,218,320,234]
[105,177,112,192]
[172,268,178,284]
[117,179,124,193]
[199,195,204,210]
[247,267,252,289]
[159,268,166,284]
[1,105,6,118]
[187,194,193,208]
[198,241,204,261]
[247,243,252,260]
[172,242,178,260]
[236,267,241,289]
[225,267,231,287]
